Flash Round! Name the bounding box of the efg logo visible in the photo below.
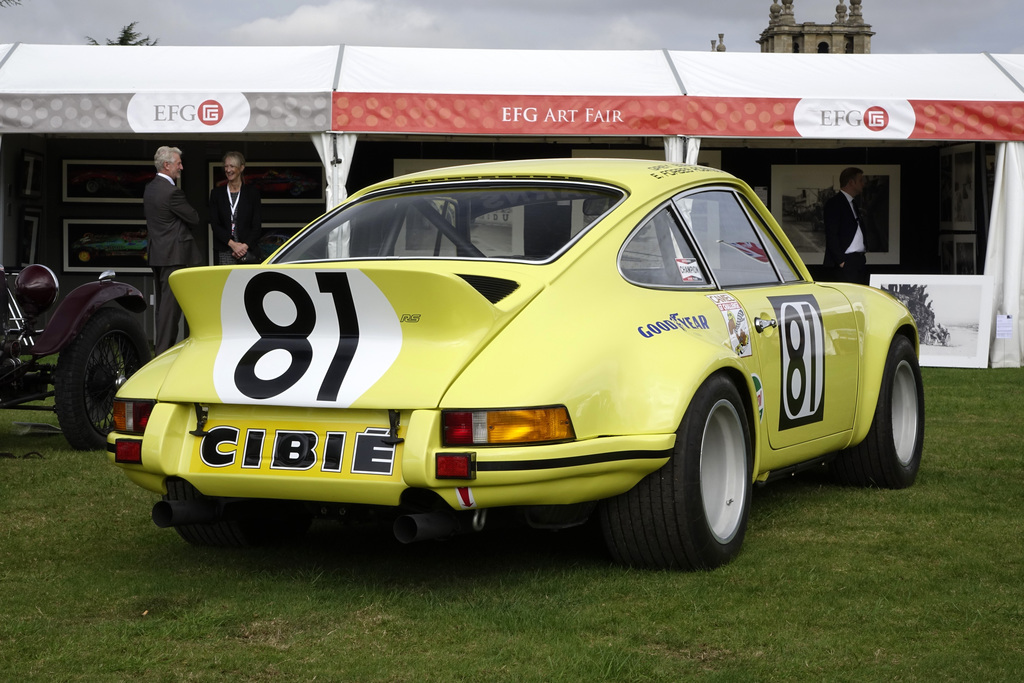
[864,106,889,132]
[198,100,224,126]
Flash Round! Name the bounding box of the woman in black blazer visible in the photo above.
[210,151,262,264]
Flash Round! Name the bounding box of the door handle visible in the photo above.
[754,317,777,333]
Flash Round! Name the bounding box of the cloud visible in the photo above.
[229,1,457,47]
[226,0,740,50]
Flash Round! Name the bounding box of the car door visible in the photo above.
[675,188,860,456]
[729,284,859,451]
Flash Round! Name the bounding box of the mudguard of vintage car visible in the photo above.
[31,279,147,357]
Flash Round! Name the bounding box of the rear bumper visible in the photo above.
[107,402,673,510]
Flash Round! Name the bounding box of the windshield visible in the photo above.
[274,181,623,264]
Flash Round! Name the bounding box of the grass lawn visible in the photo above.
[1,368,1022,681]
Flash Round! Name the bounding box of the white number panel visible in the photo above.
[213,269,402,408]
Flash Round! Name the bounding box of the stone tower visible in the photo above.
[758,0,874,53]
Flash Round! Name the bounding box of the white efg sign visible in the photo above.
[793,98,916,139]
[127,92,251,132]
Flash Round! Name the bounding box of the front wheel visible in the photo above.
[601,373,753,570]
[54,306,151,450]
[831,334,924,488]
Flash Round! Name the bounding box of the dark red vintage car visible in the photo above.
[1,265,150,450]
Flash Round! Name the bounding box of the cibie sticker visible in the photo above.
[706,293,751,358]
[213,269,402,408]
[675,258,706,284]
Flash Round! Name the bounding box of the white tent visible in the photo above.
[2,45,1023,364]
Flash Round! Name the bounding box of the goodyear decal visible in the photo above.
[706,293,751,358]
[638,312,710,338]
[213,269,402,408]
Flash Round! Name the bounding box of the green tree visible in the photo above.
[86,21,158,46]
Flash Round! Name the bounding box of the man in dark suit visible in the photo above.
[144,145,202,354]
[823,166,869,285]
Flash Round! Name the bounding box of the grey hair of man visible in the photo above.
[153,145,183,171]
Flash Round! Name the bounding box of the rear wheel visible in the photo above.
[831,335,924,488]
[54,306,151,450]
[601,374,752,570]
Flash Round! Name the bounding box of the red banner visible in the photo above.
[333,92,1024,141]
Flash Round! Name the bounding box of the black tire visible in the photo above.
[164,479,311,547]
[831,335,924,488]
[600,373,753,570]
[54,306,151,450]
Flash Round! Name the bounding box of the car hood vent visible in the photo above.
[457,274,520,304]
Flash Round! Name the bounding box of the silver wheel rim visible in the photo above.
[700,399,748,544]
[891,360,919,466]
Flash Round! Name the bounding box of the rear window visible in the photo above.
[274,182,623,264]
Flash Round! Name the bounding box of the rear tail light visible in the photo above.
[114,439,143,464]
[442,407,575,446]
[435,452,476,479]
[113,399,155,434]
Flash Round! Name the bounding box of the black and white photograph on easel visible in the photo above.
[870,275,993,368]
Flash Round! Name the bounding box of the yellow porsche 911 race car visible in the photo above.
[108,158,924,570]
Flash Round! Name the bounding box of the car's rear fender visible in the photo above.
[440,273,750,440]
[823,283,919,447]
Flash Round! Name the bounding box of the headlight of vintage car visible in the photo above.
[442,407,575,446]
[14,264,59,317]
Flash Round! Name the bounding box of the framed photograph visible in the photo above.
[209,162,325,204]
[63,160,156,203]
[207,223,305,264]
[869,274,993,368]
[939,143,975,232]
[954,234,977,275]
[20,151,43,198]
[63,219,149,273]
[771,164,901,266]
[19,207,41,266]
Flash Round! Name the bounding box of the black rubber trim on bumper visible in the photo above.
[476,450,669,472]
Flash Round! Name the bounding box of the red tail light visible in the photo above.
[113,399,154,434]
[435,452,476,479]
[114,439,143,464]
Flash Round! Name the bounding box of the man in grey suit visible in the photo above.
[144,146,202,354]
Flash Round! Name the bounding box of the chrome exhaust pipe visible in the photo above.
[393,510,487,544]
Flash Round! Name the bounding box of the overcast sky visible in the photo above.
[1,0,1022,54]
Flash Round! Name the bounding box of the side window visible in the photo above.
[676,190,781,288]
[619,206,708,287]
[740,196,803,282]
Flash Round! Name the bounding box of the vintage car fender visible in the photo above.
[30,279,147,357]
